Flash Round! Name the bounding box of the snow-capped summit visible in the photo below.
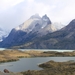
[15,14,56,34]
[0,14,57,47]
[15,14,41,31]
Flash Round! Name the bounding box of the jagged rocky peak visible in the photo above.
[30,14,41,19]
[15,14,53,33]
[42,14,52,25]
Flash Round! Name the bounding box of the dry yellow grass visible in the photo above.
[0,50,31,62]
[0,50,75,63]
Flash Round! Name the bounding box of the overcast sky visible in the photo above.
[0,0,75,31]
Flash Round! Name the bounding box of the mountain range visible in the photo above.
[0,14,57,48]
[1,14,75,49]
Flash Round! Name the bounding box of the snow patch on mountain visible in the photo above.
[0,28,9,42]
[52,22,65,30]
[15,17,41,32]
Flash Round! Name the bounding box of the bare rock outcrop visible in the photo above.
[4,69,9,73]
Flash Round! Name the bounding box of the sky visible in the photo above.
[0,0,75,31]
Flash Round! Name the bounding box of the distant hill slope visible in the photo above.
[12,19,75,49]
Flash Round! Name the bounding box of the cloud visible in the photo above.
[50,0,75,24]
[22,0,56,17]
[11,0,24,6]
[0,0,24,11]
[0,0,75,30]
[27,0,34,3]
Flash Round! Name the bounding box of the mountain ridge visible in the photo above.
[0,14,58,48]
[11,19,75,49]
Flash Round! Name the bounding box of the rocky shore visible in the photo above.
[1,60,75,75]
[22,60,75,75]
[0,71,22,75]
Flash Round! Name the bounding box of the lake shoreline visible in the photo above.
[0,50,75,63]
[21,60,75,75]
[0,60,75,75]
[0,50,75,75]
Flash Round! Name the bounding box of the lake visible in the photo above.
[0,48,74,52]
[0,57,75,72]
[19,49,74,52]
